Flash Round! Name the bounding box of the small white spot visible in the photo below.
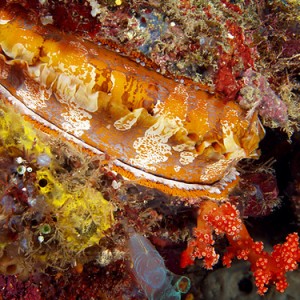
[28,197,37,207]
[199,37,206,45]
[38,236,44,243]
[16,157,24,164]
[174,165,181,172]
[88,0,102,17]
[228,33,234,39]
[112,180,121,189]
[40,15,53,25]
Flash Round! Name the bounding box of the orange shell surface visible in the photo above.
[0,11,264,199]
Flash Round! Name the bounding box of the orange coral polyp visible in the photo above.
[0,10,264,199]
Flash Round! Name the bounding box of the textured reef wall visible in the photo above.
[0,0,299,299]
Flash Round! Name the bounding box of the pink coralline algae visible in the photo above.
[238,69,288,127]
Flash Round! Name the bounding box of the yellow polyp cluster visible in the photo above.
[56,188,114,252]
[0,103,52,159]
[36,169,114,252]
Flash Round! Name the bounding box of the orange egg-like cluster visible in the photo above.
[0,9,264,199]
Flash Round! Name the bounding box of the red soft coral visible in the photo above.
[181,200,300,295]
